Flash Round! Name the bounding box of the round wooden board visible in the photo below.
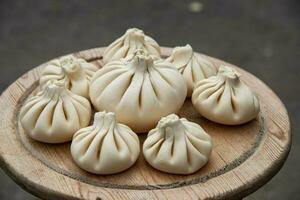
[0,47,291,200]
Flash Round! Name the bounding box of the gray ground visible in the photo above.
[0,0,299,199]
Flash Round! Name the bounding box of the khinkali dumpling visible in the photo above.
[90,50,187,133]
[20,80,92,143]
[192,66,260,125]
[143,114,212,175]
[71,111,140,174]
[103,28,161,64]
[166,44,217,97]
[40,55,98,99]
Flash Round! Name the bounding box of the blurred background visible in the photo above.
[0,0,299,199]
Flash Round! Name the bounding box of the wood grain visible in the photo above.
[0,47,291,200]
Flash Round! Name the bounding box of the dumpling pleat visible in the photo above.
[193,58,207,80]
[112,46,130,61]
[184,122,211,141]
[230,86,238,113]
[198,81,223,97]
[98,71,134,109]
[150,138,165,157]
[103,43,123,60]
[148,70,175,104]
[97,128,129,170]
[218,82,235,116]
[48,101,58,127]
[137,73,145,109]
[21,98,49,130]
[198,83,224,104]
[185,136,207,166]
[186,133,212,156]
[56,97,77,126]
[113,71,149,127]
[95,128,110,162]
[77,129,99,158]
[72,126,95,142]
[189,61,196,83]
[93,69,127,98]
[59,100,68,122]
[114,128,136,157]
[184,135,192,166]
[70,100,91,127]
[148,73,160,101]
[92,64,121,79]
[41,74,65,84]
[156,134,173,162]
[104,37,124,54]
[118,124,140,145]
[208,84,226,104]
[153,68,174,89]
[118,73,136,106]
[36,100,57,131]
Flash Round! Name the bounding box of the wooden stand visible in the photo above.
[0,47,291,200]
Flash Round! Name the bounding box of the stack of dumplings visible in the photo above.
[19,27,260,175]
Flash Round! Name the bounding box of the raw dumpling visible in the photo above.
[143,114,212,175]
[90,50,187,133]
[192,66,260,125]
[71,111,140,174]
[40,55,98,99]
[166,44,217,97]
[103,28,161,64]
[20,80,92,143]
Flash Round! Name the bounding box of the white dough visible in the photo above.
[143,114,212,175]
[192,66,260,125]
[71,111,140,175]
[103,28,161,64]
[90,50,187,133]
[40,55,98,99]
[167,44,217,97]
[20,80,91,143]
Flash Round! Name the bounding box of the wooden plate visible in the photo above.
[0,47,291,200]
